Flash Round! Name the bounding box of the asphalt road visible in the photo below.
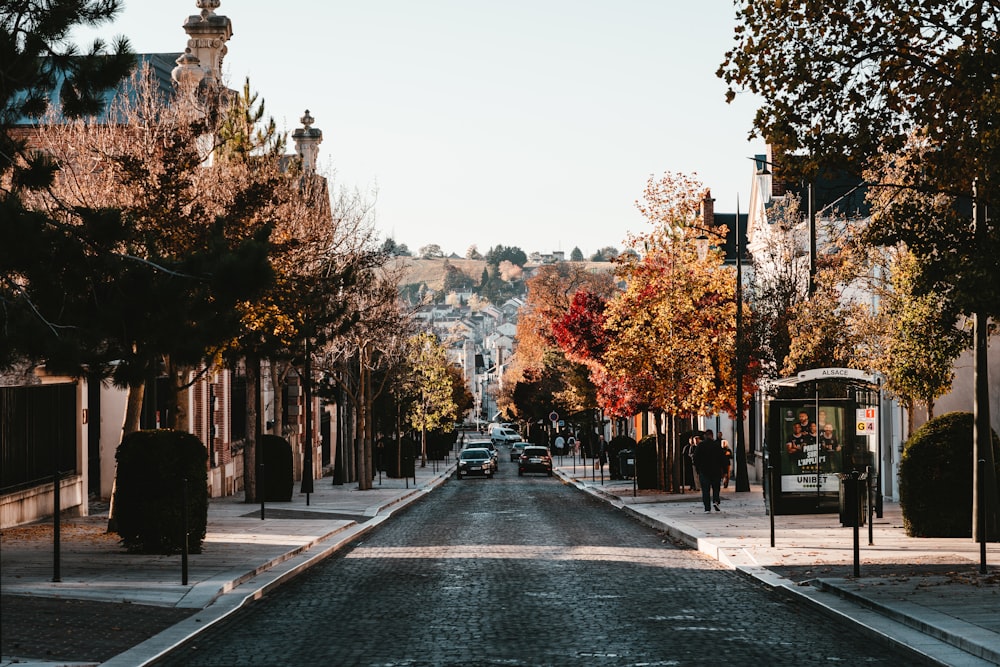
[151,456,908,666]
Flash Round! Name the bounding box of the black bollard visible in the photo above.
[52,469,61,583]
[867,466,874,546]
[181,477,189,585]
[768,464,775,548]
[980,459,988,574]
[849,471,861,578]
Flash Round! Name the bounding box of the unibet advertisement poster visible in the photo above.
[779,404,845,492]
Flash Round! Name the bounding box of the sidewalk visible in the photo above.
[559,462,1000,666]
[2,461,456,667]
[1,453,998,667]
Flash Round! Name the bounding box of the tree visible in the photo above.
[500,263,615,426]
[381,237,410,256]
[419,243,443,259]
[404,332,456,466]
[745,195,810,376]
[443,261,474,292]
[721,1,999,538]
[484,245,527,268]
[603,172,746,491]
[570,246,584,262]
[466,244,483,260]
[553,290,642,419]
[20,67,274,432]
[873,251,969,429]
[445,364,475,423]
[322,260,410,490]
[1,0,135,371]
[590,246,619,262]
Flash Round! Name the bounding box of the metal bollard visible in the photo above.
[767,464,775,547]
[980,459,988,574]
[181,477,189,585]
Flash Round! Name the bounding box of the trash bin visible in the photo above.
[619,450,634,479]
[837,471,867,527]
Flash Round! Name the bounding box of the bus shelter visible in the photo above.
[764,368,881,517]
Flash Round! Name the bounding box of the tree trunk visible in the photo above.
[362,358,375,485]
[271,360,285,437]
[356,355,372,490]
[973,311,999,542]
[244,355,260,503]
[107,381,145,531]
[121,382,145,436]
[421,424,427,468]
[166,357,188,432]
[654,410,665,491]
[670,415,682,494]
[905,399,914,443]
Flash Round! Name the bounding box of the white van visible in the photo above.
[490,427,522,446]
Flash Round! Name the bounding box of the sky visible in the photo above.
[73,1,766,258]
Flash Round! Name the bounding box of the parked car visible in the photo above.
[457,448,494,479]
[480,442,500,472]
[491,427,522,447]
[509,441,527,461]
[518,446,553,477]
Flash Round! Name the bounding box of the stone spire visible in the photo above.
[171,0,233,90]
[292,110,323,174]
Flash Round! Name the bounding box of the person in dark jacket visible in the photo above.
[720,439,733,488]
[693,430,723,513]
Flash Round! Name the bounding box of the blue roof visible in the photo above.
[12,53,181,126]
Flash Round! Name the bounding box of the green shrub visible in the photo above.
[426,429,455,460]
[382,437,417,478]
[636,435,661,490]
[608,435,636,479]
[260,435,293,502]
[899,412,1000,538]
[113,429,208,554]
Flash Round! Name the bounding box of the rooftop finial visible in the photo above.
[197,0,220,19]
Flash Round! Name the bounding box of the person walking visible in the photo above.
[682,436,699,491]
[693,430,723,513]
[720,439,733,488]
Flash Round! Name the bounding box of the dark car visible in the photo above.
[457,448,494,479]
[481,441,501,472]
[518,446,553,477]
[509,441,527,461]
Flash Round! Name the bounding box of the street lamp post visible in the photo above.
[694,201,750,493]
[298,336,315,504]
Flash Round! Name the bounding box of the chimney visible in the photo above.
[700,189,715,229]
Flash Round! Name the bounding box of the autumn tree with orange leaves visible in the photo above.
[604,172,747,492]
[500,263,616,439]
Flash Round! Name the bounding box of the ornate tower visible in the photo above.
[292,110,323,174]
[171,0,233,92]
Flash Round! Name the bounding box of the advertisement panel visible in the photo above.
[778,404,846,493]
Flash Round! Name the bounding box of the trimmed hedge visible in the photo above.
[382,437,418,478]
[260,435,293,502]
[636,435,661,490]
[899,412,1000,538]
[113,429,208,554]
[426,429,457,460]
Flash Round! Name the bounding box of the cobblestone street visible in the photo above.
[149,459,908,666]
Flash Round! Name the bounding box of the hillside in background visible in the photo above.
[394,257,614,292]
